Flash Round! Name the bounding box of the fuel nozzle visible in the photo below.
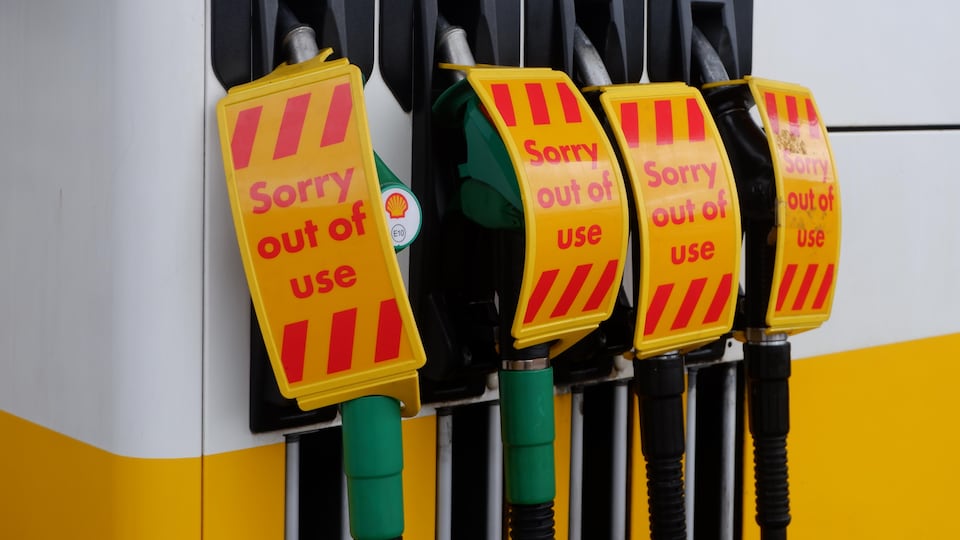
[273,9,408,540]
[431,18,556,539]
[279,6,320,64]
[572,25,690,540]
[694,39,777,329]
[693,26,792,540]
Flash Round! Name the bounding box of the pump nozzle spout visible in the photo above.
[275,3,320,65]
[573,26,613,88]
[282,25,320,64]
[436,15,476,82]
[691,26,731,85]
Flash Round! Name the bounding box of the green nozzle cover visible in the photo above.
[341,396,404,540]
[499,368,556,505]
[433,78,524,230]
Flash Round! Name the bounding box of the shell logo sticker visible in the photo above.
[381,185,421,251]
[217,54,424,415]
[745,77,841,334]
[599,83,741,358]
[462,67,630,355]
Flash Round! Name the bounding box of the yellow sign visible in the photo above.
[463,67,629,354]
[599,84,741,358]
[217,53,425,415]
[746,77,841,333]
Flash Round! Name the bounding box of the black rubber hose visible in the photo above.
[634,356,687,540]
[508,502,555,540]
[276,2,300,35]
[745,341,792,540]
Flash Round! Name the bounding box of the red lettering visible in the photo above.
[524,139,599,169]
[557,224,602,249]
[289,265,357,298]
[796,229,825,247]
[256,219,322,259]
[335,265,357,288]
[250,181,272,214]
[537,179,582,209]
[670,240,715,264]
[587,224,602,245]
[651,199,697,227]
[247,167,354,215]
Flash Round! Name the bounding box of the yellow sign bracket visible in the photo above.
[742,77,842,335]
[217,52,425,416]
[444,66,631,358]
[597,83,743,359]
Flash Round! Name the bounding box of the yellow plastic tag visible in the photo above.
[463,67,630,355]
[217,54,425,415]
[599,84,741,358]
[746,77,841,334]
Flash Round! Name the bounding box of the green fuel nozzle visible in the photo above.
[497,230,556,540]
[277,12,411,540]
[341,396,406,540]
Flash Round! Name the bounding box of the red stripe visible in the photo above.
[280,320,308,384]
[811,264,835,309]
[526,83,550,125]
[620,102,639,148]
[785,95,800,137]
[775,264,798,311]
[764,92,780,135]
[491,84,517,127]
[230,106,262,169]
[671,278,707,330]
[327,308,357,373]
[319,83,352,147]
[805,98,821,138]
[556,82,582,123]
[550,264,592,318]
[686,98,705,142]
[655,100,673,145]
[374,299,402,363]
[702,273,733,324]
[582,259,619,311]
[273,93,311,159]
[644,283,674,336]
[523,269,559,324]
[791,264,819,311]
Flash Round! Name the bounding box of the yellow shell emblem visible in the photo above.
[385,192,409,219]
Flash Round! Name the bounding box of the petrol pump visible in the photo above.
[416,5,633,536]
[216,5,427,539]
[646,3,842,539]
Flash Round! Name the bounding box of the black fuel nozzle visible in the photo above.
[693,26,792,540]
[633,353,687,540]
[693,27,776,331]
[409,16,505,403]
[571,23,689,540]
[547,25,635,383]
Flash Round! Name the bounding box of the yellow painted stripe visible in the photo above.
[202,443,285,540]
[744,333,960,539]
[0,411,201,539]
[201,415,438,539]
[7,334,957,539]
[401,414,436,539]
